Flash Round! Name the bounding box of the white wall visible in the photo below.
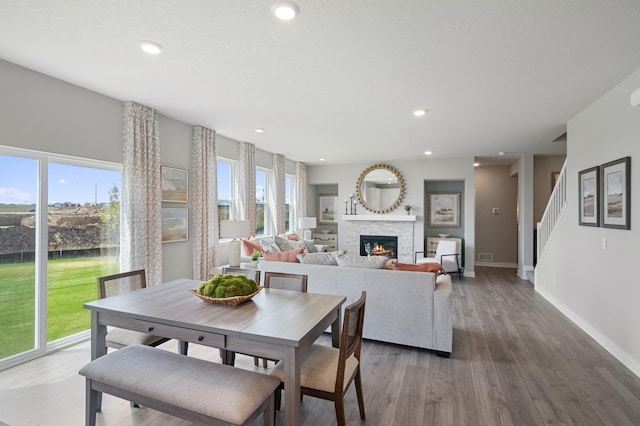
[307,158,476,275]
[535,67,640,377]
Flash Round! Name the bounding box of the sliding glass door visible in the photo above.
[0,148,121,369]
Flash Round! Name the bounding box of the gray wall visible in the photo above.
[474,165,518,266]
[534,154,566,222]
[535,66,640,377]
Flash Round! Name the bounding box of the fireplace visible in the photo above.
[360,235,398,259]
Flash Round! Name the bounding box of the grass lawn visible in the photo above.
[0,257,119,359]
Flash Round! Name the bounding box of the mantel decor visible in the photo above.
[600,156,631,230]
[356,164,405,213]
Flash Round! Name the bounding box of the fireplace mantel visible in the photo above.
[342,214,416,222]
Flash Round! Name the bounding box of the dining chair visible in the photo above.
[221,266,261,283]
[255,271,308,367]
[263,271,308,292]
[97,269,186,407]
[270,291,367,426]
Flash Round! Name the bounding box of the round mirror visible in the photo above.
[356,164,405,213]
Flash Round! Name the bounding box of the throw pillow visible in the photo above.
[259,237,281,252]
[335,254,389,269]
[392,262,447,275]
[303,239,317,253]
[242,239,262,256]
[262,247,304,263]
[274,235,292,251]
[297,251,339,265]
[281,232,299,241]
[289,240,306,251]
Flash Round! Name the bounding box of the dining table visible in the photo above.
[84,278,346,426]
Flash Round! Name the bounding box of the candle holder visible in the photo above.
[344,195,358,215]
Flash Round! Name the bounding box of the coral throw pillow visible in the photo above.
[262,247,304,263]
[392,262,447,275]
[242,239,263,256]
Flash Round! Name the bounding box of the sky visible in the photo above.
[0,155,121,205]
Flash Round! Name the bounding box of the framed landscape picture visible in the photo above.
[600,157,631,230]
[428,192,460,227]
[578,166,599,227]
[317,194,338,224]
[162,208,189,242]
[161,166,188,203]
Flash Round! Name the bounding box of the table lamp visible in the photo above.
[220,220,251,267]
[298,217,317,241]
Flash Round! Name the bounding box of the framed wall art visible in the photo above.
[161,166,189,203]
[600,157,631,230]
[578,166,599,227]
[162,208,189,242]
[428,192,460,227]
[317,194,338,224]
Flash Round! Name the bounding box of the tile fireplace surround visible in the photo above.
[343,215,416,263]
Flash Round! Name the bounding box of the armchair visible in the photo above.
[416,239,462,278]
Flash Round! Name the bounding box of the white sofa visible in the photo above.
[258,259,453,356]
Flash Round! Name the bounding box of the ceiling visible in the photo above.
[2,1,640,166]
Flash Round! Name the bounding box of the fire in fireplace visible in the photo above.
[360,235,398,259]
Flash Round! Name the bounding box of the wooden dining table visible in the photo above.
[84,278,345,426]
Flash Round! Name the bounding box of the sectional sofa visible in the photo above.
[258,255,453,356]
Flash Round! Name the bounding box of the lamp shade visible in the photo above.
[220,220,251,239]
[298,217,316,229]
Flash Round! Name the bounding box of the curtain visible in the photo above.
[120,101,162,285]
[270,153,286,234]
[295,161,307,223]
[236,142,256,233]
[191,126,218,280]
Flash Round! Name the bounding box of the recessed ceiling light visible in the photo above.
[271,1,299,20]
[424,151,433,156]
[319,158,326,162]
[254,128,265,133]
[413,109,427,117]
[498,151,506,156]
[474,162,480,167]
[139,40,163,55]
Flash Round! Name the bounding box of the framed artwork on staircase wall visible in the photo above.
[578,166,599,227]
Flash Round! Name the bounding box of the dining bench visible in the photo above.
[79,344,281,426]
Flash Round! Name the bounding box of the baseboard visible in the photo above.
[475,261,517,268]
[536,287,640,378]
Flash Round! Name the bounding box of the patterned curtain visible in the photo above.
[236,142,256,233]
[191,126,218,280]
[120,101,162,285]
[270,153,286,234]
[295,161,307,221]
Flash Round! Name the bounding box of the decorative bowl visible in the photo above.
[189,286,263,305]
[438,233,450,238]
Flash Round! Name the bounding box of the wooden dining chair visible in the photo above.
[221,266,261,284]
[270,291,367,426]
[252,271,308,367]
[263,271,308,292]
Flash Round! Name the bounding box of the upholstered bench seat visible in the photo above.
[79,344,280,426]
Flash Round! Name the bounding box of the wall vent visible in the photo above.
[478,252,493,261]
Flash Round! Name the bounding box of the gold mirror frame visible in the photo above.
[356,164,406,214]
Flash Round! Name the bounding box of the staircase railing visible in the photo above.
[537,160,568,262]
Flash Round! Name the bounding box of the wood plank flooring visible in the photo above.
[1,267,639,425]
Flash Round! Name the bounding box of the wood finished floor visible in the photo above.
[1,267,639,425]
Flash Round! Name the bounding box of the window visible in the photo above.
[217,159,234,222]
[285,174,295,232]
[255,168,268,236]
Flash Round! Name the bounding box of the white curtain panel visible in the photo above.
[191,126,218,280]
[236,142,256,233]
[295,161,307,222]
[270,153,286,234]
[120,101,162,285]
